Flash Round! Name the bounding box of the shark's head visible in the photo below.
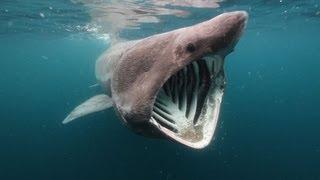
[111,11,248,149]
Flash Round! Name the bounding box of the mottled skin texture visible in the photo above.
[95,11,248,138]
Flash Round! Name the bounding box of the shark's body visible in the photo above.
[64,11,248,149]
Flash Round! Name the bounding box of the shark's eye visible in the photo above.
[186,43,196,53]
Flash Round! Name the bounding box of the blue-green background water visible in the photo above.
[1,0,320,179]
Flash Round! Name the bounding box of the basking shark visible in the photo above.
[63,11,248,149]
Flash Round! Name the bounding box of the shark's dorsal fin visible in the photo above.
[63,94,112,124]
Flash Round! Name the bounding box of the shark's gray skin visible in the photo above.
[64,11,248,149]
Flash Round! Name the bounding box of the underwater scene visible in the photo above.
[1,0,320,179]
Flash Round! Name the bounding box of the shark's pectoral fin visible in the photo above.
[63,94,112,124]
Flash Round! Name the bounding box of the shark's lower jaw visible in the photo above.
[150,55,226,149]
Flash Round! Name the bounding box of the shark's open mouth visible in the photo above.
[150,55,226,148]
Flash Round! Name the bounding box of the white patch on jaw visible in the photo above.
[112,91,133,124]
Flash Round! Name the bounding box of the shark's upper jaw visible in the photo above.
[149,54,225,149]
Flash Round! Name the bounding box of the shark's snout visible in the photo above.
[225,11,248,39]
[220,11,248,30]
[205,11,248,55]
[231,11,249,24]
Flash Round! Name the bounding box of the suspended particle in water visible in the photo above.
[7,21,13,27]
[41,56,49,60]
[39,12,45,18]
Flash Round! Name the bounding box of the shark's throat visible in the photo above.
[150,55,226,148]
